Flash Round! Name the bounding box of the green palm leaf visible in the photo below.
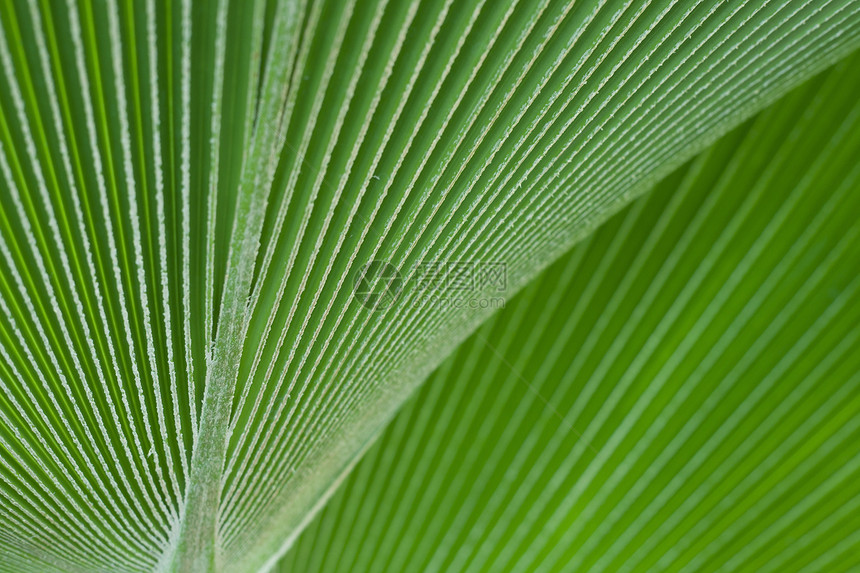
[276,53,860,573]
[0,0,858,571]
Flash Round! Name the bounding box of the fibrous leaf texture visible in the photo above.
[277,54,860,573]
[0,0,858,571]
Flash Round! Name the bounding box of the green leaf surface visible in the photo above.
[0,0,858,571]
[276,53,860,573]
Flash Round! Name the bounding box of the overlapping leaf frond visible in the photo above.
[0,0,859,571]
[277,54,860,573]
